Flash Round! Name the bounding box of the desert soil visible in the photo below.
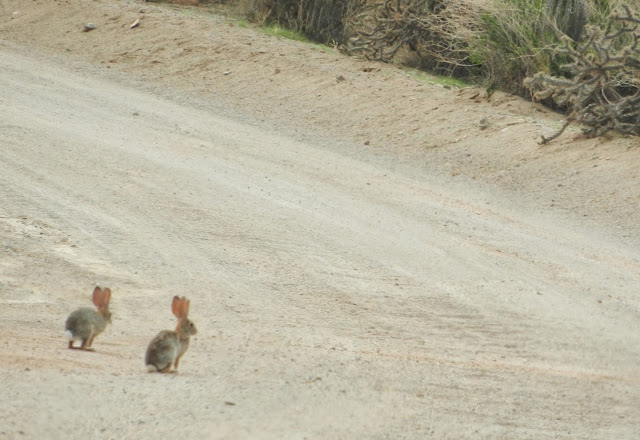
[0,0,639,439]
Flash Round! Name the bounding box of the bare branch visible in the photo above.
[345,0,477,75]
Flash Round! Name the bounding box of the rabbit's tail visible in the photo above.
[146,364,159,373]
[64,330,75,341]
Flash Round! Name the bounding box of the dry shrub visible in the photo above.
[525,4,640,141]
[470,0,566,95]
[345,0,479,77]
[243,0,368,44]
[239,0,639,139]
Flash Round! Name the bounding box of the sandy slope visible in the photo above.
[0,1,639,439]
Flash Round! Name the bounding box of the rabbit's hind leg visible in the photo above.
[79,338,95,351]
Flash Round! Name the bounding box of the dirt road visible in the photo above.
[1,1,639,439]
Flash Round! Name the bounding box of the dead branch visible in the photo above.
[345,0,477,76]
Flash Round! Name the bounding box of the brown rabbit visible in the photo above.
[65,286,112,351]
[145,296,197,373]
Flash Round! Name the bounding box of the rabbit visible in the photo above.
[65,286,112,351]
[145,295,197,373]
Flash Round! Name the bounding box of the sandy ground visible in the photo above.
[0,0,639,439]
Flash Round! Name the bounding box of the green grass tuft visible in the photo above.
[261,24,335,52]
[404,68,469,89]
[262,25,309,42]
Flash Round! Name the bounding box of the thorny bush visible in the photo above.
[345,0,478,77]
[525,4,640,142]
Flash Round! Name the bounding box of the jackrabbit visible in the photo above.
[65,286,112,351]
[145,296,197,373]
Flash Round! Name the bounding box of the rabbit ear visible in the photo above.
[182,298,190,318]
[101,288,111,309]
[92,286,103,307]
[171,296,182,318]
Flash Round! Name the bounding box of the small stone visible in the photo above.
[83,23,97,32]
[11,11,20,19]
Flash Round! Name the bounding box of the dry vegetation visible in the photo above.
[526,4,640,141]
[226,0,639,140]
[345,0,478,76]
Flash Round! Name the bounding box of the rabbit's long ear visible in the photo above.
[183,298,190,318]
[101,288,112,309]
[171,296,182,318]
[92,286,103,307]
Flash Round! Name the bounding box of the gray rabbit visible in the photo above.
[65,286,112,351]
[145,296,197,373]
